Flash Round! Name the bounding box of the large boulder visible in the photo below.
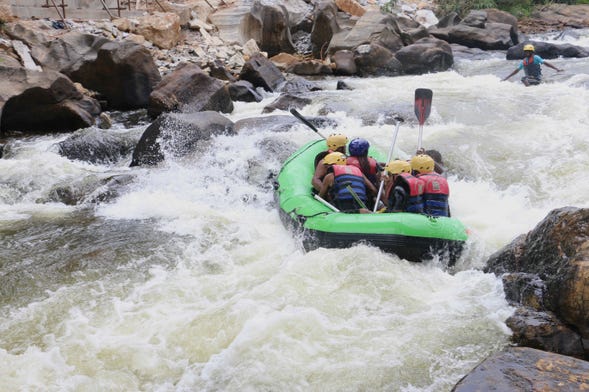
[133,12,181,49]
[148,62,233,118]
[328,10,404,55]
[25,30,161,110]
[310,0,340,59]
[394,37,453,74]
[485,207,589,358]
[66,40,161,110]
[241,0,296,57]
[353,42,403,77]
[0,66,101,134]
[239,53,286,92]
[57,127,141,164]
[130,111,235,167]
[506,40,589,60]
[430,9,518,50]
[30,31,110,73]
[452,347,589,391]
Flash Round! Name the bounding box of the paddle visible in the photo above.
[414,88,433,151]
[373,117,404,212]
[290,108,327,139]
[341,181,369,210]
[314,194,340,212]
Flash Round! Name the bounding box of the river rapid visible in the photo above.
[1,30,588,391]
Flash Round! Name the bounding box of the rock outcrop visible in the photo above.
[452,347,589,391]
[485,207,589,359]
[0,65,101,134]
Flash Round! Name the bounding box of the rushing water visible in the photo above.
[1,30,588,391]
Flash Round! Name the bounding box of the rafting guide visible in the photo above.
[502,44,563,86]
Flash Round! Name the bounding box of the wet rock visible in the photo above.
[336,80,353,90]
[234,115,299,134]
[278,76,322,94]
[485,207,589,358]
[47,173,136,205]
[227,80,263,103]
[506,307,585,358]
[452,347,589,391]
[262,93,312,114]
[130,111,235,166]
[506,40,588,60]
[57,127,141,164]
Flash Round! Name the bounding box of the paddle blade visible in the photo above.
[414,88,433,125]
[290,108,326,139]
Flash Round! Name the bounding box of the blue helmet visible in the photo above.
[348,138,369,156]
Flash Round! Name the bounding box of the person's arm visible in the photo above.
[502,68,520,81]
[543,61,562,72]
[363,175,377,195]
[319,173,334,199]
[312,161,327,192]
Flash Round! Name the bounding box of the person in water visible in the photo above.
[319,152,377,213]
[502,44,563,86]
[411,154,450,217]
[383,159,424,213]
[312,133,348,192]
[346,138,382,188]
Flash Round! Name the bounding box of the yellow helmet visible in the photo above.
[385,160,411,175]
[326,134,348,150]
[523,44,535,52]
[323,152,347,165]
[410,154,435,174]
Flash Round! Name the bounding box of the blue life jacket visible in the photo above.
[331,165,367,203]
[418,173,450,217]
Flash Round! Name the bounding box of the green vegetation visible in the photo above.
[435,0,586,18]
[380,0,397,13]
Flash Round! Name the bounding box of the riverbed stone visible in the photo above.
[452,347,589,391]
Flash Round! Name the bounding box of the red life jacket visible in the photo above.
[384,173,424,213]
[347,156,378,185]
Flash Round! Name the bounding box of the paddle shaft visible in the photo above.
[345,185,368,210]
[373,119,402,212]
[290,108,327,139]
[314,194,340,212]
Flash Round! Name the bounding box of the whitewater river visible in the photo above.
[1,30,588,391]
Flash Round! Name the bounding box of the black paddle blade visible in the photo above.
[414,88,433,125]
[290,108,323,137]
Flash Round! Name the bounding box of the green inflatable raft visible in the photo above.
[274,139,469,263]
